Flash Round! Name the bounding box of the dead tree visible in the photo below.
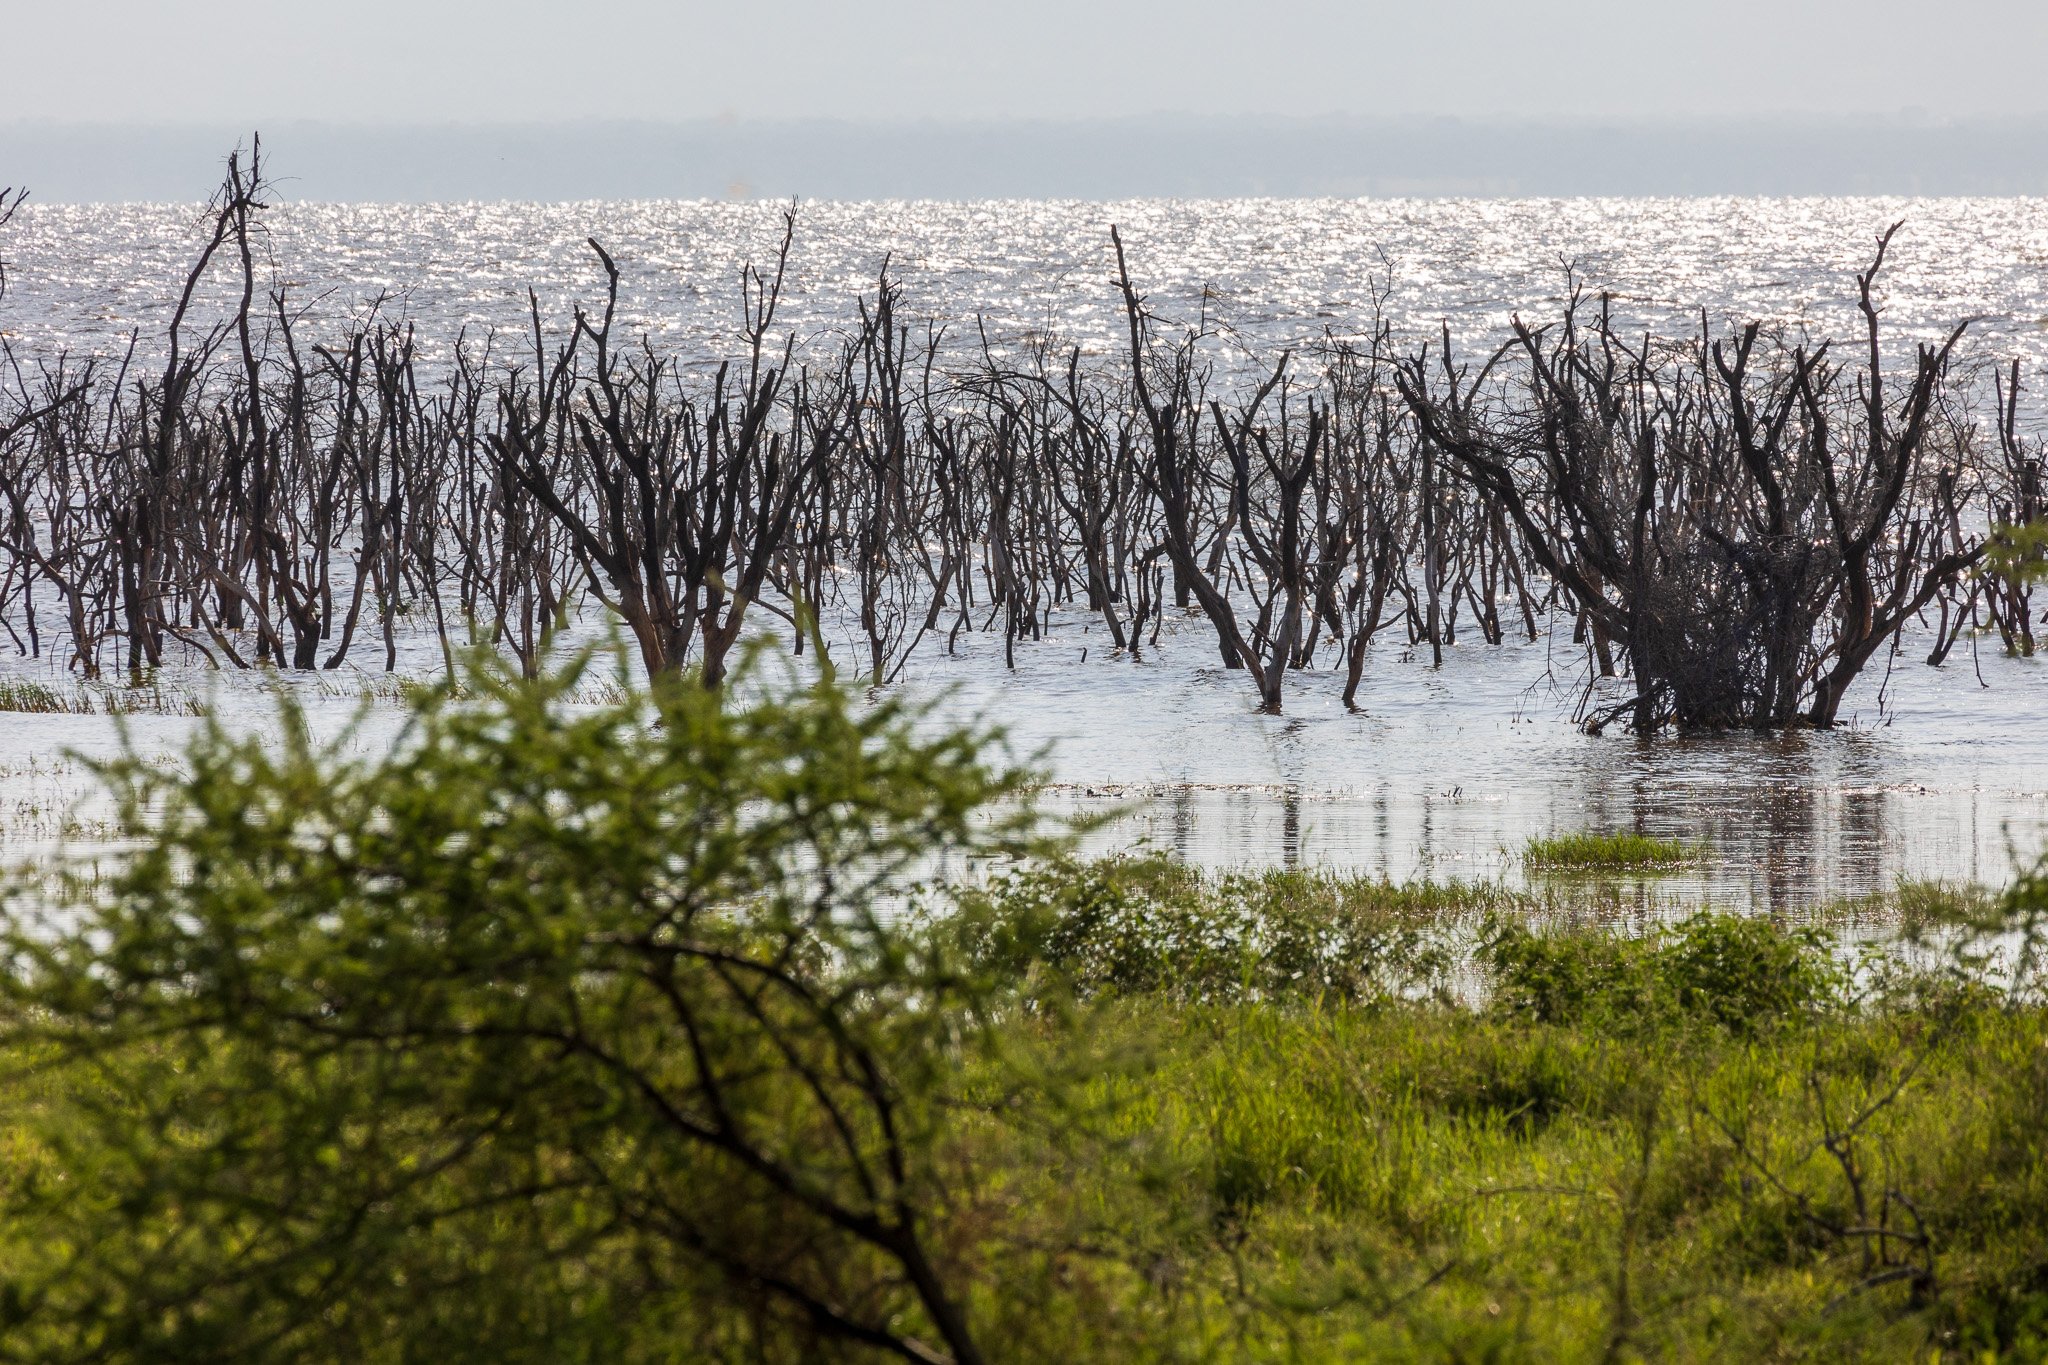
[1801,225,1984,725]
[494,220,819,687]
[1319,336,1425,704]
[1112,227,1273,707]
[0,185,25,303]
[1398,229,1988,732]
[1981,358,2044,655]
[1211,361,1319,712]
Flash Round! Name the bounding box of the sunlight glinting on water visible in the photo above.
[12,197,2048,380]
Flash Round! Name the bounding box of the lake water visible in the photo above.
[3,197,2046,907]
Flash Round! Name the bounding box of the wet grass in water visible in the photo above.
[0,679,93,714]
[0,677,208,717]
[1523,829,1704,872]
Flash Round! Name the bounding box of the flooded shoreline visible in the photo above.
[5,606,2040,912]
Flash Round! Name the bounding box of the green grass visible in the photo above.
[1523,828,1704,872]
[950,984,2048,1361]
[4,849,2044,1361]
[930,863,2048,1361]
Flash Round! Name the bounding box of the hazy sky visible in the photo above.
[10,0,2048,125]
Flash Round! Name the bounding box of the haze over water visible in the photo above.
[4,196,2046,907]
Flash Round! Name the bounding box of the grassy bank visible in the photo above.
[3,861,2040,1360]
[917,859,2048,1361]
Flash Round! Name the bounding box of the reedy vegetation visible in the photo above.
[1,147,2042,727]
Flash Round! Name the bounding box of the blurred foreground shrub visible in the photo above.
[0,644,1036,1364]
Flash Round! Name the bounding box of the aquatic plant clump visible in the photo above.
[1522,829,1705,872]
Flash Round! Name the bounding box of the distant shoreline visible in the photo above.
[10,114,2048,203]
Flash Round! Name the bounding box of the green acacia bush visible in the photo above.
[0,644,1039,1365]
[1480,913,1846,1033]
